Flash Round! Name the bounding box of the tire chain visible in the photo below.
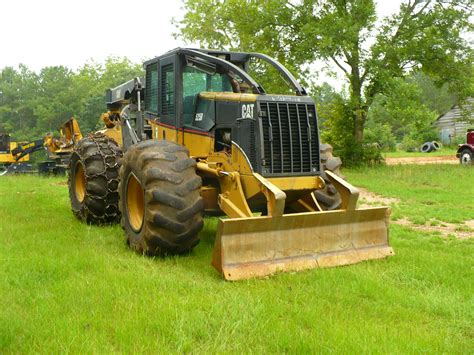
[77,133,122,224]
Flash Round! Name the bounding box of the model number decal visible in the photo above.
[241,104,254,119]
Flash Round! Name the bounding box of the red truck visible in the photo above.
[457,129,474,165]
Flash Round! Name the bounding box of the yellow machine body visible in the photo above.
[0,141,30,163]
[100,90,393,280]
[44,117,83,155]
[0,118,83,174]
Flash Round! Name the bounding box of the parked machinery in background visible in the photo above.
[457,129,474,165]
[0,118,83,175]
[41,117,83,174]
[0,133,35,175]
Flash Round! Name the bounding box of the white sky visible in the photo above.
[0,0,405,92]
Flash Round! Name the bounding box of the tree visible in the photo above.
[73,57,143,133]
[175,0,473,160]
[366,77,439,148]
[407,72,457,116]
[32,66,79,134]
[0,65,40,139]
[0,57,142,141]
[364,72,460,151]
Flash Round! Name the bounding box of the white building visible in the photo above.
[434,98,473,144]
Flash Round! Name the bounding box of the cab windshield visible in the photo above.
[183,66,233,97]
[182,66,234,125]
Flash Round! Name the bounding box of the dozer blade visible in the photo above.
[212,207,393,281]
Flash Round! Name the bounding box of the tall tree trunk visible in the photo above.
[354,108,365,144]
[350,72,365,145]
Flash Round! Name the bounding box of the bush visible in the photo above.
[362,143,384,165]
[400,135,419,152]
[449,134,467,147]
[410,126,439,144]
[333,142,384,167]
[364,121,397,151]
[318,91,385,166]
[399,124,438,152]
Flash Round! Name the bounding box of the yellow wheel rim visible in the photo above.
[74,161,86,203]
[126,173,144,232]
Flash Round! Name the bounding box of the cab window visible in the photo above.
[145,63,158,114]
[182,66,232,125]
[161,64,175,116]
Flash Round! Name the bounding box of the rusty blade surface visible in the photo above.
[211,207,394,281]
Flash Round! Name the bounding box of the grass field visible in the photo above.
[0,166,473,353]
[345,164,473,225]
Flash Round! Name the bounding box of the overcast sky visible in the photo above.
[0,0,406,72]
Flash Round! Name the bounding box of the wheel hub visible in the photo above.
[74,162,86,202]
[461,153,472,164]
[126,173,145,232]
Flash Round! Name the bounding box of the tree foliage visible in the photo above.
[0,58,142,141]
[366,76,439,149]
[176,0,473,162]
[364,72,460,151]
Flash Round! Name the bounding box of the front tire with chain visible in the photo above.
[119,140,204,255]
[68,133,122,224]
[314,143,343,210]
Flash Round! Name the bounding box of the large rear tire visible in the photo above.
[119,140,204,255]
[68,133,122,224]
[314,143,343,210]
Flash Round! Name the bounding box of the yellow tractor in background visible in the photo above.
[0,134,34,174]
[0,118,83,175]
[0,134,32,164]
[41,117,83,174]
[68,48,393,280]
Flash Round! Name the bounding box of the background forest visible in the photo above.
[0,58,469,163]
[0,59,142,141]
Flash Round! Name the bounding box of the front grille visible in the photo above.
[249,120,257,168]
[260,101,320,175]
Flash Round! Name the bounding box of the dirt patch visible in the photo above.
[395,218,474,240]
[465,220,474,229]
[385,156,457,165]
[50,181,67,186]
[16,190,36,195]
[358,188,400,207]
[358,188,473,240]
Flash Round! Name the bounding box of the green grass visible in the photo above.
[344,164,474,225]
[0,174,473,353]
[383,147,456,158]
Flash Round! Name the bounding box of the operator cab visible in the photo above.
[137,48,320,177]
[0,134,11,154]
[143,49,258,128]
[143,49,261,157]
